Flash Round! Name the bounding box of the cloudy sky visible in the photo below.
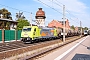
[0,0,90,28]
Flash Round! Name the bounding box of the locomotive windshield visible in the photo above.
[23,28,31,31]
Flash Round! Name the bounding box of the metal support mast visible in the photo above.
[30,12,32,26]
[80,21,82,37]
[63,5,65,42]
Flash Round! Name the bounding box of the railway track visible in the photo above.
[28,36,82,60]
[0,36,82,60]
[0,41,32,52]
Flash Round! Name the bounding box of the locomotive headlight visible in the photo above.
[20,38,23,41]
[27,37,30,40]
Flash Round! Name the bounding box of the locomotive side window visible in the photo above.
[34,28,36,32]
[33,28,36,35]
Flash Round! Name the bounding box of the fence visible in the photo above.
[0,30,2,41]
[0,30,21,42]
[17,30,22,40]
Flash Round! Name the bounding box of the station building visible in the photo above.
[0,18,17,30]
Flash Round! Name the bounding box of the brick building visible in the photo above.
[48,19,70,29]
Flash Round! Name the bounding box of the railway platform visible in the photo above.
[35,36,90,60]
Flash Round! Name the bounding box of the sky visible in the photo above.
[0,0,90,28]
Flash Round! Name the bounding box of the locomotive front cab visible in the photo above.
[21,26,41,43]
[21,26,33,43]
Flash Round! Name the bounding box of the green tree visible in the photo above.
[16,11,29,30]
[0,8,12,19]
[84,27,88,30]
[71,25,75,30]
[17,19,29,30]
[0,10,2,18]
[6,22,10,30]
[16,11,25,20]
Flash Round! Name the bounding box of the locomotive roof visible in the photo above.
[38,26,54,29]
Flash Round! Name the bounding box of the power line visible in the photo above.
[55,0,74,15]
[49,0,62,7]
[55,0,80,19]
[0,3,33,14]
[55,0,78,18]
[37,0,63,15]
[55,0,64,5]
[51,0,80,24]
[0,1,80,25]
[0,3,35,21]
[55,0,75,17]
[37,0,80,25]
